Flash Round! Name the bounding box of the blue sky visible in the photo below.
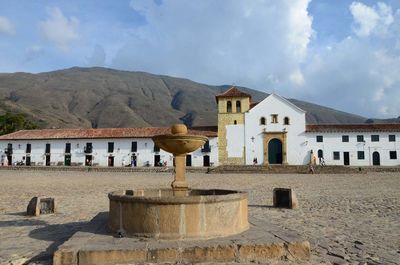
[0,0,399,119]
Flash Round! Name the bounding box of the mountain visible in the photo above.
[0,67,396,129]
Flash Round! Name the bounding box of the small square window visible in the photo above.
[316,135,323,142]
[333,151,340,160]
[389,135,396,142]
[371,135,379,142]
[389,151,397,159]
[342,135,349,142]
[357,151,365,160]
[357,135,364,142]
[271,114,278,123]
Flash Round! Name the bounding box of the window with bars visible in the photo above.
[65,143,71,153]
[333,151,340,160]
[45,143,51,154]
[26,144,31,154]
[371,135,379,142]
[108,142,114,153]
[131,142,137,152]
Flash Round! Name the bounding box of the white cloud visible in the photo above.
[289,69,305,86]
[113,0,312,90]
[86,45,106,66]
[350,2,394,37]
[300,26,400,118]
[0,16,15,35]
[40,7,79,51]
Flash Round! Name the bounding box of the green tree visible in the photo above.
[0,112,38,135]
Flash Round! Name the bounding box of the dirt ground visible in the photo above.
[0,170,399,264]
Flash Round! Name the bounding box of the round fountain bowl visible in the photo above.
[152,134,208,155]
[108,189,249,239]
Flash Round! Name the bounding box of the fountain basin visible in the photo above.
[109,189,249,240]
[152,134,208,155]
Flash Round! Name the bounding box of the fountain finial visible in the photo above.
[171,124,187,135]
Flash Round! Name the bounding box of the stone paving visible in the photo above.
[0,170,399,264]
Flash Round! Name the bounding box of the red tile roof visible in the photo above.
[306,124,400,133]
[0,126,218,140]
[216,86,251,100]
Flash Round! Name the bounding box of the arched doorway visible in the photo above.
[372,151,380,166]
[268,138,283,164]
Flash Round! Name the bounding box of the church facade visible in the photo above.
[0,87,399,167]
[216,87,400,167]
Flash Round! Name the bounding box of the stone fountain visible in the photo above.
[54,124,309,264]
[108,124,249,239]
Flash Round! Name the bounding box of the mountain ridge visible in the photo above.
[0,67,397,129]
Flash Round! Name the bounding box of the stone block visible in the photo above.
[287,241,311,261]
[27,196,56,216]
[273,188,298,209]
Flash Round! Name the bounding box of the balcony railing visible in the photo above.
[4,148,13,155]
[201,147,211,153]
[84,147,93,153]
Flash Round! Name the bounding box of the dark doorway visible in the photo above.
[85,155,92,166]
[154,155,161,167]
[45,155,50,166]
[26,156,31,166]
[344,152,350,166]
[65,155,71,166]
[186,155,192,167]
[317,149,323,159]
[131,154,137,167]
[203,155,210,167]
[372,152,380,166]
[108,156,114,167]
[268,138,283,164]
[7,155,12,166]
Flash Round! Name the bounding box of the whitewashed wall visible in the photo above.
[244,94,307,165]
[306,132,400,166]
[0,137,219,167]
[226,124,245,157]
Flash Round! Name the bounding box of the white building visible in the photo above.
[216,87,400,166]
[0,127,218,167]
[0,87,399,167]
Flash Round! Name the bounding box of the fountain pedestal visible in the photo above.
[108,124,249,239]
[171,154,189,196]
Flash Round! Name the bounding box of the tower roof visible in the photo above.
[216,86,251,101]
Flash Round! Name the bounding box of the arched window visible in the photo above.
[236,100,241,113]
[227,101,232,113]
[284,117,290,125]
[317,149,323,158]
[260,117,266,125]
[234,120,237,125]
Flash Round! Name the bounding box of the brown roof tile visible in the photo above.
[306,124,400,133]
[216,86,251,100]
[0,126,218,140]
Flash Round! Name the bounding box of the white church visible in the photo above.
[0,87,399,167]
